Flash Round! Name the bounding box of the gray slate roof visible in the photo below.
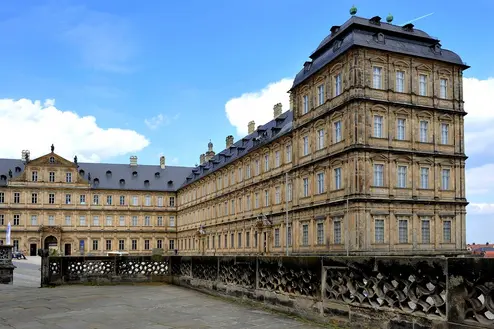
[292,16,468,90]
[181,110,293,188]
[0,158,193,192]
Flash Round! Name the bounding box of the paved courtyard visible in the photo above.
[1,259,322,329]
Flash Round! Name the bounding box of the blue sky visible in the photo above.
[0,0,493,242]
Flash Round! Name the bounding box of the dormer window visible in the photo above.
[132,171,138,177]
[79,169,85,176]
[402,23,414,32]
[93,178,100,185]
[303,61,312,72]
[15,167,21,173]
[106,170,112,176]
[154,172,160,178]
[144,180,150,186]
[0,175,6,181]
[167,180,173,185]
[49,157,55,163]
[369,16,381,25]
[120,179,125,185]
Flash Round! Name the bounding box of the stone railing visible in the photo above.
[0,245,15,284]
[42,255,494,329]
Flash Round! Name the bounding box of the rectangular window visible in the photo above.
[264,154,269,171]
[397,118,406,140]
[335,73,342,96]
[169,216,175,227]
[79,216,86,226]
[91,216,99,226]
[317,129,325,150]
[31,193,37,204]
[80,194,86,204]
[443,220,452,243]
[334,220,342,244]
[32,171,38,182]
[144,216,151,226]
[49,171,55,182]
[132,196,138,206]
[169,197,175,207]
[119,216,125,226]
[13,192,20,204]
[419,74,427,96]
[157,239,163,249]
[31,215,37,226]
[440,78,448,98]
[0,214,3,226]
[303,95,309,114]
[231,233,234,248]
[157,196,163,207]
[131,239,137,250]
[254,232,258,248]
[302,224,309,246]
[13,214,20,226]
[317,172,325,194]
[238,232,242,248]
[131,216,138,226]
[396,71,405,92]
[169,240,175,250]
[157,216,163,226]
[246,195,251,210]
[419,120,428,142]
[106,240,112,251]
[317,222,324,245]
[246,165,251,178]
[375,219,384,243]
[334,168,342,190]
[318,84,325,105]
[106,195,112,205]
[303,136,309,156]
[334,121,342,143]
[64,194,71,204]
[48,193,55,204]
[65,216,71,226]
[374,164,384,187]
[421,219,431,244]
[398,219,408,243]
[93,195,99,205]
[420,167,429,189]
[246,231,250,247]
[48,215,55,226]
[442,169,451,190]
[0,192,3,203]
[119,240,125,250]
[397,166,407,188]
[303,178,309,197]
[106,216,112,226]
[274,150,280,167]
[275,186,281,204]
[287,183,292,201]
[255,159,260,175]
[286,144,292,162]
[287,226,292,246]
[264,190,269,206]
[441,123,449,144]
[238,167,243,181]
[374,115,383,138]
[274,228,280,247]
[254,193,259,208]
[373,66,382,89]
[119,195,125,205]
[92,240,98,251]
[66,172,72,183]
[144,240,150,250]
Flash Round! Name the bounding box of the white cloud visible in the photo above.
[225,78,293,136]
[464,77,494,120]
[466,163,494,196]
[144,114,168,130]
[0,98,149,162]
[468,203,494,215]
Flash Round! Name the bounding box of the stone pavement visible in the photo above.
[1,268,323,329]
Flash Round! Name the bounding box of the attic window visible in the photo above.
[79,169,85,176]
[330,25,340,35]
[120,179,125,185]
[167,180,173,185]
[93,178,100,185]
[132,171,138,177]
[0,175,6,181]
[373,32,385,44]
[144,179,150,186]
[369,16,381,25]
[332,39,342,51]
[154,172,160,178]
[432,42,442,54]
[49,157,55,163]
[106,170,112,176]
[402,23,414,32]
[303,61,312,72]
[15,167,21,173]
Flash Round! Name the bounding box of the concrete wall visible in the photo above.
[43,255,494,329]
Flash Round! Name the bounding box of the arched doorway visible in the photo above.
[44,235,58,250]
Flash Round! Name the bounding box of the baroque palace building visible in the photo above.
[0,15,468,256]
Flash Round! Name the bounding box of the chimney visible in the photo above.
[130,156,138,166]
[199,153,205,165]
[160,156,165,169]
[273,103,282,118]
[226,135,234,148]
[248,120,255,134]
[21,150,30,162]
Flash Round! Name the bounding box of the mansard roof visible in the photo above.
[181,110,293,188]
[291,16,468,90]
[0,157,193,192]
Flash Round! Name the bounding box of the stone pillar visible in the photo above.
[0,245,15,284]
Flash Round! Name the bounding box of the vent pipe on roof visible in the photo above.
[273,103,282,118]
[130,156,137,166]
[248,121,255,134]
[160,156,165,169]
